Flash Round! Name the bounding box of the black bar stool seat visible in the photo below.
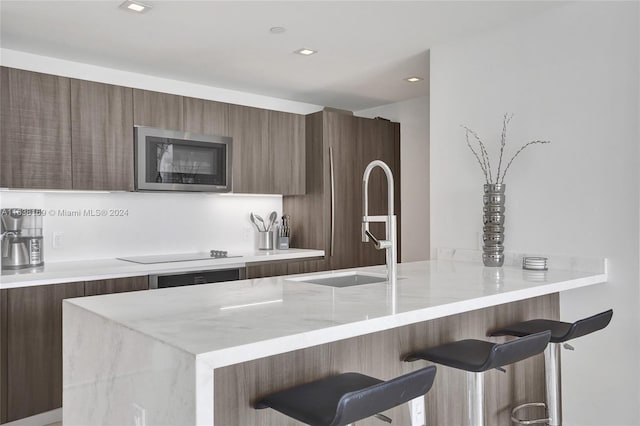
[489,309,613,425]
[405,331,551,373]
[255,365,437,426]
[404,331,551,426]
[490,309,613,343]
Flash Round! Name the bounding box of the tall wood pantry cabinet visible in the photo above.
[283,111,400,271]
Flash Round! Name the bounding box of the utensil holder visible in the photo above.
[278,236,290,250]
[258,231,274,250]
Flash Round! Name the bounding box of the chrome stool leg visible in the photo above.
[467,371,484,426]
[545,342,562,426]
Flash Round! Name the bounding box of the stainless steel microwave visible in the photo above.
[134,126,233,192]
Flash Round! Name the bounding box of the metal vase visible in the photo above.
[482,184,505,267]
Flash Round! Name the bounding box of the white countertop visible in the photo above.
[66,259,606,369]
[0,248,324,289]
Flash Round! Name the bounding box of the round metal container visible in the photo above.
[482,184,506,267]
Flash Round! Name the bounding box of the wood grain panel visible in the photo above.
[268,111,305,195]
[84,276,149,296]
[183,97,229,137]
[245,257,324,279]
[229,104,270,193]
[282,112,399,270]
[245,262,289,279]
[391,121,401,262]
[70,79,134,190]
[355,116,384,268]
[6,282,84,421]
[133,89,183,130]
[0,67,72,189]
[0,290,7,424]
[285,259,323,275]
[214,294,559,426]
[325,112,361,270]
[282,112,328,251]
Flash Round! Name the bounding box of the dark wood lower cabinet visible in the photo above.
[1,276,149,423]
[84,276,149,296]
[6,282,84,422]
[0,290,7,424]
[245,258,325,279]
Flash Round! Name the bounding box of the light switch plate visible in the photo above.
[52,231,64,249]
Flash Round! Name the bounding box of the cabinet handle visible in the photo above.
[329,145,335,257]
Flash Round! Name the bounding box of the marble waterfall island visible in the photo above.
[63,259,606,425]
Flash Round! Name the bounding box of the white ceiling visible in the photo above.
[0,1,564,111]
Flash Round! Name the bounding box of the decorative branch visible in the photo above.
[462,114,550,185]
[500,140,550,183]
[462,125,493,183]
[496,113,513,181]
[464,129,489,183]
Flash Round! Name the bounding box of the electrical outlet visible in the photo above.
[242,227,251,242]
[52,232,64,249]
[409,396,425,426]
[132,403,146,426]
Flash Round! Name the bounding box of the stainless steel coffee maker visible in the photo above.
[1,208,44,270]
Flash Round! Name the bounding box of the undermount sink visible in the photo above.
[288,272,390,288]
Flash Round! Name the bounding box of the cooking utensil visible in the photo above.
[254,214,267,232]
[267,211,277,231]
[250,213,264,231]
[280,215,291,237]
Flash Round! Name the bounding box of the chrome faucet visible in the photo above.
[362,160,397,287]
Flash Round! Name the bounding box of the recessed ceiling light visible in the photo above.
[270,27,286,34]
[405,77,423,83]
[119,0,151,13]
[295,48,317,56]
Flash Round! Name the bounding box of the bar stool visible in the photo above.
[254,365,436,426]
[490,309,613,425]
[403,331,551,426]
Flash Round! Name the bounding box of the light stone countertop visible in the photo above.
[0,248,324,289]
[66,259,606,369]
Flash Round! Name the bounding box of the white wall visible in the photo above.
[430,2,639,424]
[0,50,324,262]
[357,96,430,262]
[0,191,282,261]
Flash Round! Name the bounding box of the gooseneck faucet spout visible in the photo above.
[362,160,397,288]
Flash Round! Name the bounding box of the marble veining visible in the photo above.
[67,260,606,367]
[0,248,324,289]
[64,259,606,426]
[63,303,197,426]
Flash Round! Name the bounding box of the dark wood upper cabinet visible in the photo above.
[70,79,134,191]
[229,105,306,195]
[5,282,84,422]
[269,111,305,195]
[0,67,72,189]
[84,276,149,296]
[133,89,183,130]
[229,104,270,194]
[0,67,306,195]
[183,97,229,137]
